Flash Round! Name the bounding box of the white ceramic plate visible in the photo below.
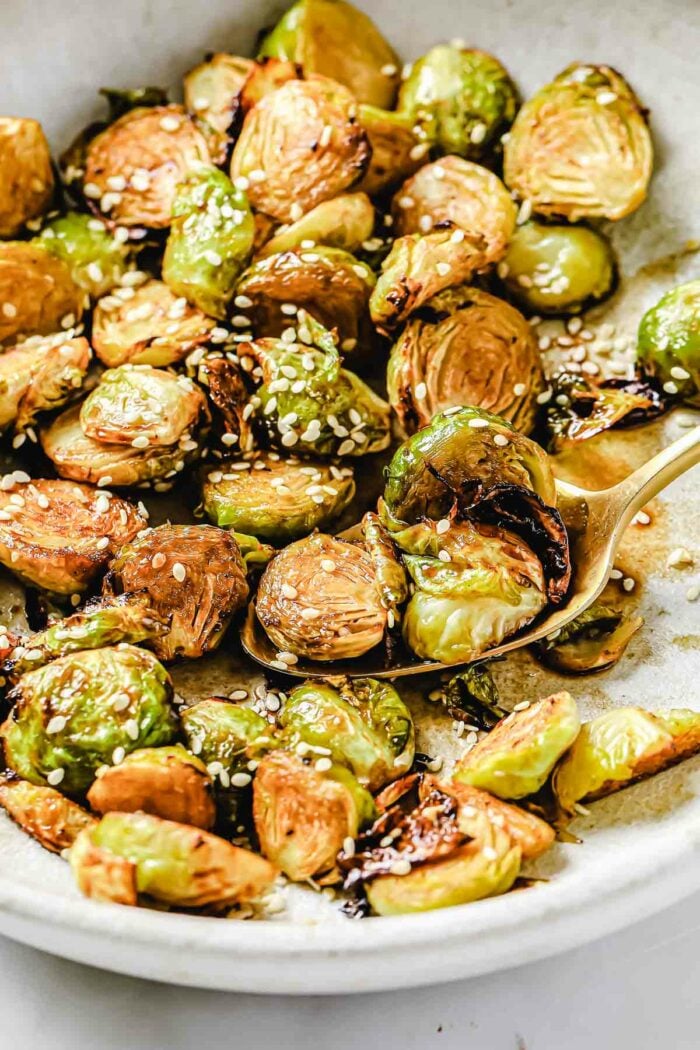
[0,0,699,994]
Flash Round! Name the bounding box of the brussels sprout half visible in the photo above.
[256,533,387,662]
[0,242,85,346]
[1,645,177,795]
[356,106,424,197]
[202,452,355,544]
[503,63,653,222]
[545,371,665,451]
[387,286,544,435]
[0,477,146,594]
[453,690,581,799]
[553,707,700,813]
[0,775,97,854]
[70,810,277,908]
[534,602,644,674]
[637,280,700,407]
[259,0,400,109]
[0,117,54,237]
[37,213,132,299]
[180,699,274,780]
[230,76,370,224]
[256,193,375,259]
[0,334,91,435]
[447,780,555,860]
[183,53,254,162]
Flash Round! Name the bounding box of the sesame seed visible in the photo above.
[231,772,252,788]
[687,584,700,602]
[1,302,17,318]
[470,122,487,144]
[233,176,250,191]
[300,607,321,620]
[276,651,298,665]
[468,417,489,429]
[112,695,130,712]
[319,124,333,148]
[513,383,527,396]
[321,559,336,572]
[160,115,181,131]
[131,435,150,449]
[314,757,333,773]
[229,689,248,701]
[289,203,303,221]
[125,718,140,741]
[47,768,65,786]
[46,716,67,734]
[667,547,693,569]
[414,381,428,400]
[513,700,531,712]
[622,577,636,592]
[436,261,451,277]
[436,518,450,535]
[112,747,126,765]
[536,388,553,405]
[389,859,412,876]
[596,90,618,105]
[248,169,267,183]
[172,562,187,582]
[517,199,533,225]
[204,249,222,266]
[670,366,691,380]
[282,584,298,599]
[438,550,451,563]
[633,511,651,526]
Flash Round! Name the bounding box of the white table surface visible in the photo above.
[1,891,698,1050]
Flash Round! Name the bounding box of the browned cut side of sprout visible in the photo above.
[0,335,91,434]
[0,775,96,854]
[0,243,85,346]
[0,117,54,237]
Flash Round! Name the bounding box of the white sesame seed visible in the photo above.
[233,176,250,191]
[229,689,248,701]
[513,701,531,712]
[622,576,636,592]
[125,718,140,741]
[112,747,126,765]
[513,383,527,396]
[204,249,222,266]
[667,547,693,569]
[687,584,700,602]
[300,607,321,620]
[436,261,451,277]
[172,562,187,582]
[670,366,691,381]
[470,122,487,144]
[414,381,428,400]
[596,90,618,105]
[159,115,181,131]
[438,550,451,563]
[633,511,651,526]
[47,768,65,786]
[468,417,489,429]
[47,716,67,735]
[389,859,412,876]
[436,518,450,535]
[663,381,679,395]
[231,772,252,788]
[536,388,553,405]
[517,199,533,224]
[281,583,298,599]
[315,757,333,773]
[276,651,299,665]
[112,695,130,712]
[289,203,303,221]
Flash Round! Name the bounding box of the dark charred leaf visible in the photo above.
[100,87,170,122]
[442,664,508,730]
[546,371,667,451]
[198,356,254,453]
[533,601,643,674]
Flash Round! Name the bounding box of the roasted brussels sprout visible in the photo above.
[0,242,84,346]
[92,279,216,368]
[637,280,700,407]
[0,775,96,854]
[230,76,370,223]
[0,117,54,237]
[361,511,409,619]
[256,193,375,259]
[280,678,414,791]
[253,749,375,881]
[83,106,211,228]
[503,64,653,222]
[37,213,132,299]
[1,645,176,795]
[393,157,516,267]
[71,810,276,907]
[442,664,508,730]
[398,45,519,160]
[0,334,91,435]
[87,744,216,829]
[501,220,616,316]
[545,372,665,450]
[387,286,544,435]
[183,53,253,162]
[259,0,400,108]
[162,168,254,319]
[202,453,355,544]
[453,690,580,799]
[256,533,387,661]
[553,707,700,813]
[0,477,145,594]
[447,780,555,860]
[180,699,273,780]
[105,524,249,661]
[534,602,644,674]
[356,106,423,197]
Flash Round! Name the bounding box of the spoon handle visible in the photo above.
[610,423,700,523]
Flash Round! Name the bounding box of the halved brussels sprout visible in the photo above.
[183,53,253,162]
[534,602,644,674]
[383,405,557,523]
[501,220,616,316]
[92,279,217,368]
[0,477,145,594]
[503,64,653,221]
[447,780,555,860]
[393,157,516,267]
[180,699,273,779]
[0,775,96,854]
[387,286,544,435]
[453,690,580,799]
[259,0,400,108]
[79,365,208,448]
[83,106,211,228]
[104,524,249,661]
[37,213,132,299]
[202,453,355,544]
[230,76,370,223]
[361,511,409,618]
[253,749,376,882]
[279,678,414,791]
[71,810,276,908]
[442,664,508,730]
[398,45,519,160]
[0,334,91,434]
[1,645,176,795]
[162,167,254,319]
[256,193,375,259]
[236,247,375,350]
[0,117,54,237]
[256,533,387,661]
[545,372,665,451]
[553,707,700,813]
[0,242,84,346]
[637,280,700,407]
[87,744,216,829]
[356,106,423,197]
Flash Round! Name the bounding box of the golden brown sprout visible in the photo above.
[0,117,54,237]
[445,780,555,860]
[356,106,424,197]
[0,243,84,346]
[387,286,544,434]
[0,476,145,594]
[87,745,216,829]
[104,524,249,661]
[239,58,300,113]
[256,193,375,259]
[183,52,254,162]
[92,279,216,368]
[0,775,96,854]
[256,533,387,662]
[83,106,211,228]
[230,76,370,223]
[0,334,91,434]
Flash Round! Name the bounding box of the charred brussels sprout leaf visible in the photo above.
[398,45,519,160]
[197,356,255,453]
[163,168,254,319]
[105,524,249,661]
[637,280,700,407]
[361,512,409,619]
[503,63,653,222]
[0,242,84,346]
[453,690,580,799]
[259,0,400,108]
[502,220,616,316]
[533,602,643,674]
[180,699,273,779]
[100,87,170,122]
[202,453,355,544]
[0,775,96,854]
[0,334,91,435]
[37,212,132,299]
[356,106,424,197]
[546,371,665,450]
[0,645,176,795]
[0,117,55,237]
[70,810,276,908]
[183,53,254,163]
[256,193,375,259]
[387,286,544,435]
[230,76,370,224]
[442,664,508,730]
[256,533,387,661]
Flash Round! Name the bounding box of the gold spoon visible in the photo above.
[241,425,700,680]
